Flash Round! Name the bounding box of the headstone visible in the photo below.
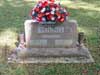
[25,20,78,48]
[8,20,94,63]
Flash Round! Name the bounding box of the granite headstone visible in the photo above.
[24,20,78,48]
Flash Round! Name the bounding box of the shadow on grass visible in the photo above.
[80,0,100,7]
[0,0,35,32]
[0,0,35,46]
[0,0,35,48]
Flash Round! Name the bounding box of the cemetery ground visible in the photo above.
[0,0,100,75]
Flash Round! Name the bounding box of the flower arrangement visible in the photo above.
[30,0,69,23]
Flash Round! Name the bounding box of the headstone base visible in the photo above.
[8,46,94,63]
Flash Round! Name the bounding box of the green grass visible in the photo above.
[0,0,100,75]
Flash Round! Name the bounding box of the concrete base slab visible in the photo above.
[8,46,94,63]
[25,47,90,57]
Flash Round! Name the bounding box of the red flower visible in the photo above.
[42,1,48,7]
[35,7,40,12]
[60,17,64,22]
[49,0,55,2]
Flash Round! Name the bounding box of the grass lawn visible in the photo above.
[0,0,100,75]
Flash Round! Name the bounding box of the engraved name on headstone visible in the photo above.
[38,26,65,33]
